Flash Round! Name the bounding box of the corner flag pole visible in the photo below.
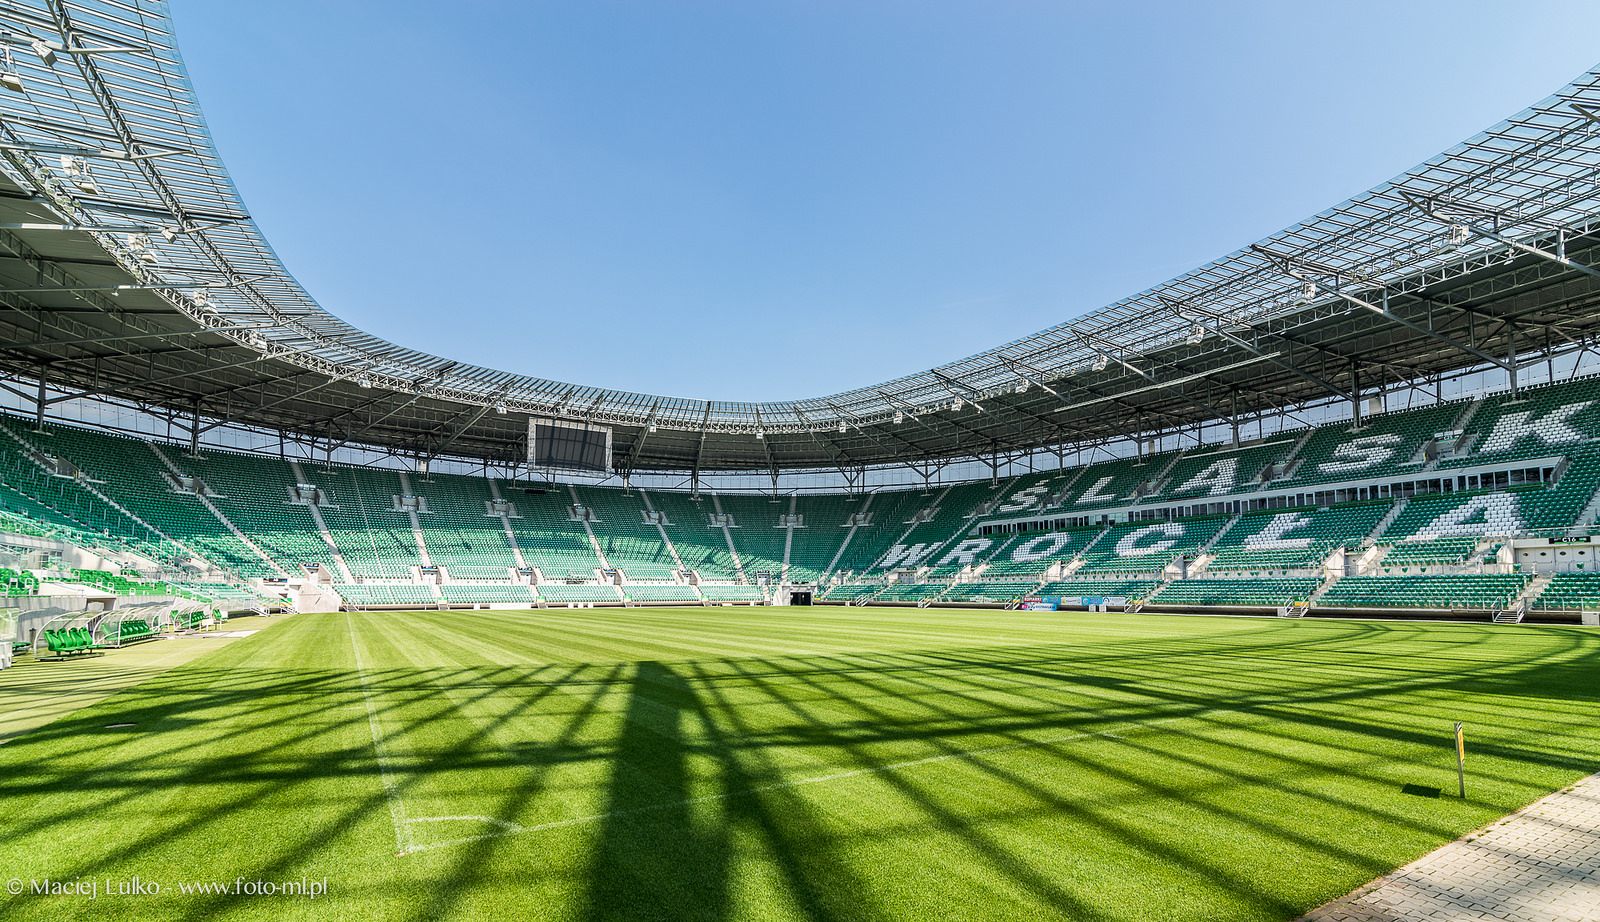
[1454,721,1466,798]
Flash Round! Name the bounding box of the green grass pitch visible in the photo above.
[0,607,1596,921]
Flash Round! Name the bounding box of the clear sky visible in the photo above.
[170,1,1600,402]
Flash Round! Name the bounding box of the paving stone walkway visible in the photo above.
[1303,772,1600,921]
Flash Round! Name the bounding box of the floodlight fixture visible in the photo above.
[1445,223,1470,251]
[0,45,22,93]
[1186,323,1206,345]
[1295,280,1318,305]
[1090,352,1109,372]
[29,38,57,66]
[59,155,99,195]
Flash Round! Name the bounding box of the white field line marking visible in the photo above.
[400,712,1200,855]
[348,615,414,855]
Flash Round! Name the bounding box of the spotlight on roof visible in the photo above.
[1446,223,1470,251]
[493,402,507,415]
[355,373,373,389]
[59,156,99,195]
[29,38,58,67]
[159,225,181,243]
[125,232,157,264]
[1090,353,1109,373]
[755,430,764,440]
[1015,381,1029,394]
[950,398,963,412]
[1295,280,1318,305]
[0,47,23,93]
[1186,323,1206,345]
[893,409,904,424]
[837,420,847,433]
[647,422,657,433]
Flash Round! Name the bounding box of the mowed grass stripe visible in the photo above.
[0,608,1595,921]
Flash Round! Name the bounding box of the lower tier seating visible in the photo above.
[538,583,621,604]
[1533,572,1600,610]
[1316,574,1527,609]
[623,584,699,603]
[699,584,766,602]
[440,584,537,605]
[336,584,437,607]
[1152,577,1321,607]
[940,581,1039,603]
[1037,578,1163,599]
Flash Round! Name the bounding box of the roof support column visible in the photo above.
[1230,389,1240,448]
[1506,323,1520,398]
[1350,361,1362,429]
[32,371,45,429]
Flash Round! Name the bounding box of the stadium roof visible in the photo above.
[4,2,1600,475]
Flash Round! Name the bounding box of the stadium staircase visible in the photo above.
[147,442,288,579]
[396,471,434,570]
[486,479,531,570]
[288,460,356,582]
[636,490,690,576]
[708,493,750,583]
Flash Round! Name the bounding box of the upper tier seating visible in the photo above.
[1278,401,1467,488]
[1152,440,1296,502]
[309,467,420,579]
[785,492,857,582]
[184,450,338,576]
[414,472,518,579]
[644,489,740,581]
[574,485,679,581]
[1205,502,1391,571]
[0,419,177,561]
[826,488,931,576]
[507,489,604,580]
[26,424,272,577]
[1045,451,1177,512]
[979,526,1105,579]
[717,493,790,581]
[1441,377,1600,468]
[1074,516,1230,574]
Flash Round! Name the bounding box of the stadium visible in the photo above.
[0,2,1598,920]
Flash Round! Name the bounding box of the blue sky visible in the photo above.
[171,1,1600,402]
